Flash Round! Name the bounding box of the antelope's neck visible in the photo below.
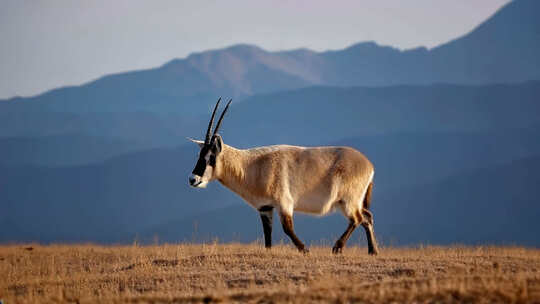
[215,144,250,196]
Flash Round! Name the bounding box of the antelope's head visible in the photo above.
[188,98,232,188]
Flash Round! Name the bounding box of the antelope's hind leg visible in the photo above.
[279,212,308,253]
[361,208,380,255]
[332,210,360,254]
[258,205,274,249]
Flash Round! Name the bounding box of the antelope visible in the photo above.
[188,98,379,254]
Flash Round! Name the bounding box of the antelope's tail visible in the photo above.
[363,182,373,210]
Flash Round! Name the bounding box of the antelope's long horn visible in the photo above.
[212,99,232,139]
[205,97,221,144]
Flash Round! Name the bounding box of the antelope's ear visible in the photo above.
[212,134,223,153]
[186,137,204,148]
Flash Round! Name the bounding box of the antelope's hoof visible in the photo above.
[332,245,343,254]
[368,248,379,256]
[299,247,310,254]
[332,240,344,254]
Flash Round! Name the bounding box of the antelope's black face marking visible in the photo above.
[188,97,231,188]
[189,136,222,188]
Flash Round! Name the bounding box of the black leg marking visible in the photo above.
[258,205,274,248]
[258,205,273,212]
[279,213,308,253]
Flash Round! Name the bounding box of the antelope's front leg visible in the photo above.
[258,205,273,249]
[279,212,309,253]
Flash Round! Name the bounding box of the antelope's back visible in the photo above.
[253,145,373,191]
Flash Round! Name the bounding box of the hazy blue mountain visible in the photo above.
[1,0,538,114]
[0,134,141,166]
[143,155,540,247]
[322,0,540,86]
[427,0,540,84]
[0,44,317,114]
[379,155,540,246]
[0,111,200,166]
[222,82,540,149]
[2,82,540,166]
[333,125,540,191]
[0,111,193,140]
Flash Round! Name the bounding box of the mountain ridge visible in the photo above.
[1,0,538,112]
[2,81,540,166]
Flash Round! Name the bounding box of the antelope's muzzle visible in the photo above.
[189,174,204,188]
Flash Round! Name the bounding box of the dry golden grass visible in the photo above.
[1,243,539,303]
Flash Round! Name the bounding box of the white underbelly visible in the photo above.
[294,194,336,215]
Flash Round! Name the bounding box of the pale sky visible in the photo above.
[0,0,511,99]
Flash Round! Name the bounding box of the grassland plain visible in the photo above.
[1,243,539,303]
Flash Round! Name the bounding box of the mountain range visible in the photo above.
[2,0,539,114]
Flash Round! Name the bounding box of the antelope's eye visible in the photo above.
[209,155,216,166]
